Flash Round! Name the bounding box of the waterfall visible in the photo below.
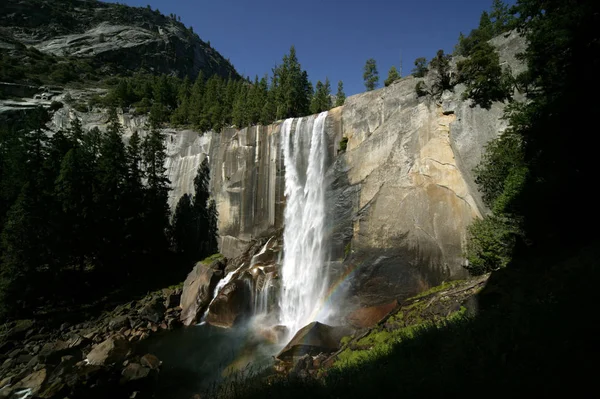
[279,111,329,336]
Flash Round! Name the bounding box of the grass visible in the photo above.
[205,241,600,398]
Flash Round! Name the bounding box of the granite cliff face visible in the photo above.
[46,31,524,307]
[0,0,238,80]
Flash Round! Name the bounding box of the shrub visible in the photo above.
[339,137,348,153]
[415,81,428,97]
[465,214,522,275]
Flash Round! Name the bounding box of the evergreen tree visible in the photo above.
[335,80,346,107]
[490,0,514,35]
[430,50,453,97]
[310,81,324,115]
[1,185,44,317]
[363,58,379,91]
[96,109,128,270]
[311,78,332,114]
[206,199,219,255]
[142,126,171,256]
[457,41,513,109]
[412,57,428,78]
[172,193,194,255]
[190,157,214,260]
[171,76,191,125]
[54,146,95,272]
[232,83,249,128]
[189,71,205,127]
[385,66,401,87]
[123,132,145,262]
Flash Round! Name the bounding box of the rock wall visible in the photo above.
[47,31,524,306]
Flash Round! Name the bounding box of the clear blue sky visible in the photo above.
[106,0,513,96]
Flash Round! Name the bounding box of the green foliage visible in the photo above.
[455,1,516,57]
[172,158,218,263]
[411,57,428,78]
[415,81,428,97]
[473,131,524,210]
[310,78,332,114]
[0,109,177,318]
[384,66,400,87]
[339,137,349,153]
[466,215,522,275]
[429,50,453,97]
[335,80,346,107]
[363,58,379,91]
[457,41,513,109]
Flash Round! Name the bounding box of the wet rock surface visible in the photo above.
[179,257,226,326]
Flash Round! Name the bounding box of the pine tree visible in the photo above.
[490,0,514,35]
[412,58,428,78]
[54,146,95,272]
[1,185,44,317]
[384,66,401,87]
[123,132,145,262]
[171,76,191,125]
[430,50,453,97]
[96,109,128,270]
[232,83,249,128]
[190,157,214,260]
[189,71,205,127]
[172,193,194,255]
[335,80,346,107]
[311,81,324,115]
[363,58,379,91]
[142,126,171,256]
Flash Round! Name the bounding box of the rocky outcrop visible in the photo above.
[179,257,226,326]
[0,0,238,80]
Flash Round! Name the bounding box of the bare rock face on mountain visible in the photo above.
[0,0,238,80]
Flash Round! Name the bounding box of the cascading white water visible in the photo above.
[279,111,329,336]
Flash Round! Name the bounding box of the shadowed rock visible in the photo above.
[86,336,130,366]
[277,322,354,361]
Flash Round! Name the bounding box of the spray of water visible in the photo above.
[279,112,329,336]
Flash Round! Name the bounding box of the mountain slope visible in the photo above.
[0,0,239,85]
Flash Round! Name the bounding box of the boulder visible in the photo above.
[346,300,399,328]
[108,315,130,331]
[164,289,181,309]
[120,363,150,383]
[39,341,70,364]
[140,354,160,370]
[11,368,48,395]
[277,322,354,361]
[86,336,130,366]
[138,298,165,324]
[180,259,225,326]
[205,279,251,328]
